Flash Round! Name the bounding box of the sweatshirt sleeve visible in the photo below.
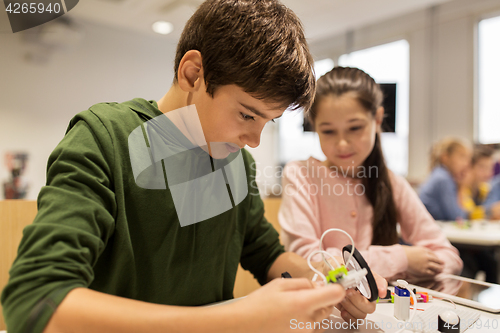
[239,151,285,285]
[1,118,117,333]
[393,173,463,276]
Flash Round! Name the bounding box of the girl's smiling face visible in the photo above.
[314,92,384,172]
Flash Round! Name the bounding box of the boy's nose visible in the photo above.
[241,132,261,149]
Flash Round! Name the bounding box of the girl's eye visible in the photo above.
[240,113,255,121]
[322,130,335,135]
[350,126,362,131]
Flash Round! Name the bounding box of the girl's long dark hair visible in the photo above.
[308,67,399,246]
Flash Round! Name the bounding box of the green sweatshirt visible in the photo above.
[1,98,284,333]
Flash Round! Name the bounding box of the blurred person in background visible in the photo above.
[419,137,472,221]
[459,145,499,220]
[425,143,498,283]
[484,173,500,220]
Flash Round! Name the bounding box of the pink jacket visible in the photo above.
[278,157,463,280]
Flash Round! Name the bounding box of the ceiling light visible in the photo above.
[152,21,174,35]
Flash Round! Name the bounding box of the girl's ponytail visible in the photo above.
[363,134,399,245]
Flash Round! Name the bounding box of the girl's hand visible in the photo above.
[402,245,444,277]
[237,278,345,333]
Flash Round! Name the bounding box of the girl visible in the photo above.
[278,67,463,281]
[419,137,472,221]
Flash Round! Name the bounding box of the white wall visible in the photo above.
[2,0,500,199]
[0,19,177,199]
[246,122,281,197]
[308,0,500,182]
[0,17,283,200]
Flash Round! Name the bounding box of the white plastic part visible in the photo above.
[307,250,340,285]
[439,310,460,325]
[338,268,367,289]
[393,279,418,333]
[308,229,362,293]
[319,228,355,271]
[394,291,410,321]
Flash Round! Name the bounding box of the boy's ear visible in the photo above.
[177,50,204,93]
[375,106,385,130]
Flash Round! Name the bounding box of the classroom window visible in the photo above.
[277,59,334,164]
[339,39,410,176]
[477,15,500,144]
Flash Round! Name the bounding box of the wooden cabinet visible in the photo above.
[0,200,38,330]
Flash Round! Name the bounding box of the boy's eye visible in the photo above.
[350,126,362,131]
[322,130,335,135]
[240,112,255,121]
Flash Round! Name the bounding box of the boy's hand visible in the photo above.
[238,278,345,333]
[264,252,388,328]
[373,271,389,297]
[334,271,387,323]
[335,288,374,322]
[313,259,388,323]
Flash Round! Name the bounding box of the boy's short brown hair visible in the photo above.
[174,0,315,111]
[472,144,494,165]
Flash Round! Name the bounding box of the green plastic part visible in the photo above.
[326,266,348,283]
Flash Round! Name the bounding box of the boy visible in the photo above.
[458,145,498,283]
[1,1,384,332]
[459,145,495,219]
[484,174,500,219]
